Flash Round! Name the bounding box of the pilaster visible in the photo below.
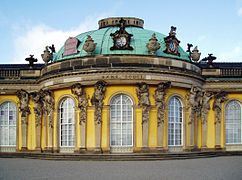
[80,122,87,152]
[21,117,28,151]
[35,125,41,151]
[157,124,164,150]
[201,122,208,149]
[95,122,102,152]
[215,122,221,149]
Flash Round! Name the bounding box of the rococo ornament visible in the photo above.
[163,26,180,56]
[146,33,161,55]
[83,35,97,55]
[110,18,133,50]
[63,37,80,56]
[191,46,201,62]
[41,44,55,65]
[25,55,38,68]
[201,53,217,67]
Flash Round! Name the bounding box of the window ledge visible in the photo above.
[226,144,242,151]
[0,146,16,152]
[59,147,75,153]
[168,146,183,152]
[111,146,133,153]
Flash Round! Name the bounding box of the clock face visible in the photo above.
[116,36,127,48]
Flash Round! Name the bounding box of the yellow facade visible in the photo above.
[1,85,239,152]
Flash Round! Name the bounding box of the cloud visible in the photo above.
[11,15,106,64]
[218,46,242,62]
[238,7,242,16]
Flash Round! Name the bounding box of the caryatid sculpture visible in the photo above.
[201,91,213,124]
[213,91,228,124]
[41,89,55,127]
[71,83,88,125]
[136,82,151,124]
[187,86,203,123]
[91,81,107,124]
[154,81,171,126]
[16,89,30,123]
[30,91,43,127]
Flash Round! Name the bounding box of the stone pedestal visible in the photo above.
[189,121,194,148]
[95,122,102,152]
[80,122,86,152]
[44,115,47,150]
[41,116,45,151]
[194,117,198,149]
[44,115,53,152]
[21,118,28,151]
[142,121,149,149]
[157,124,164,149]
[48,126,53,149]
[215,122,221,149]
[202,122,207,149]
[190,115,199,150]
[35,125,41,151]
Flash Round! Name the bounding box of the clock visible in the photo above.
[116,36,127,48]
[110,20,133,51]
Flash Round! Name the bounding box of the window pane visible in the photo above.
[60,98,75,147]
[110,94,133,148]
[225,101,241,144]
[9,127,16,145]
[168,97,182,146]
[0,102,16,146]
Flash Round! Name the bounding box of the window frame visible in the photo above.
[110,94,134,147]
[225,100,242,145]
[168,96,183,147]
[59,97,75,148]
[0,101,17,147]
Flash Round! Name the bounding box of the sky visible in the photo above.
[0,0,242,64]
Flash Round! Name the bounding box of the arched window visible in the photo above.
[168,96,183,146]
[110,94,133,147]
[225,101,242,144]
[59,98,75,147]
[0,101,16,146]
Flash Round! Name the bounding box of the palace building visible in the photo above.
[0,17,242,154]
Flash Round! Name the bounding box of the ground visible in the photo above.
[0,156,242,180]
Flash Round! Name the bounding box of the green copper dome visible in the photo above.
[54,18,190,62]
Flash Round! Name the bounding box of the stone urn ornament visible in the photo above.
[191,46,201,62]
[41,46,53,65]
[83,35,96,55]
[146,33,160,55]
